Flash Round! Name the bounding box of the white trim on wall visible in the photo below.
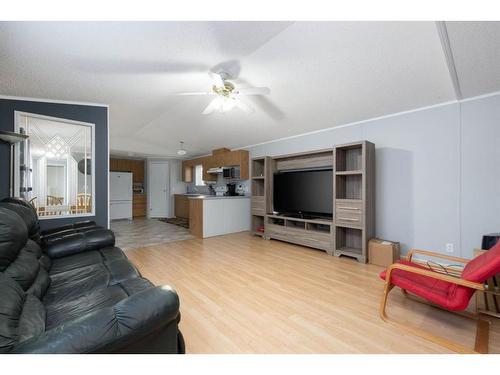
[0,94,109,108]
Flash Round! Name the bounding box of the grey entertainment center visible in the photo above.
[250,141,375,263]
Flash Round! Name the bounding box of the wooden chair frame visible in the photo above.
[380,248,490,354]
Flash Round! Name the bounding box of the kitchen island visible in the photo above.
[188,195,251,238]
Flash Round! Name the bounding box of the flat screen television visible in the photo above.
[273,168,333,218]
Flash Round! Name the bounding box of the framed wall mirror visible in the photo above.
[14,111,95,219]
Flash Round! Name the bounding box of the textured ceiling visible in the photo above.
[0,21,498,158]
[445,21,500,98]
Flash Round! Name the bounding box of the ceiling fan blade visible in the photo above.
[234,87,270,96]
[235,99,253,114]
[209,71,225,88]
[202,97,222,115]
[176,91,214,96]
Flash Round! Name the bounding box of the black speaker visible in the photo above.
[481,233,500,250]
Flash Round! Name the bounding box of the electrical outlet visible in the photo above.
[445,243,454,253]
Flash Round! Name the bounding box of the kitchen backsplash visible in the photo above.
[186,173,250,195]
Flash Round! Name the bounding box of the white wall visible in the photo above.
[461,94,500,256]
[244,92,500,259]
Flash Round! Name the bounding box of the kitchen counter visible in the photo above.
[189,195,250,238]
[186,195,250,200]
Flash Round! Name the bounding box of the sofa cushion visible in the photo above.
[44,229,115,259]
[0,201,40,244]
[0,273,46,353]
[18,294,46,343]
[48,247,124,275]
[45,277,153,329]
[43,259,140,305]
[0,207,28,271]
[0,273,25,352]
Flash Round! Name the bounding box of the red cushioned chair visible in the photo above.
[379,240,500,353]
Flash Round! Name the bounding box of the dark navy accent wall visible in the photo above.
[0,98,108,230]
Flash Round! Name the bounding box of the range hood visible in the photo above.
[207,167,225,174]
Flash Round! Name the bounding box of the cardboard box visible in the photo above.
[368,238,400,267]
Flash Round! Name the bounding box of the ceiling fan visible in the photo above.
[177,71,270,115]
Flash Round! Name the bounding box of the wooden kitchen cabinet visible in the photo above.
[132,194,147,217]
[202,156,217,182]
[129,160,144,183]
[174,195,190,219]
[182,160,194,182]
[181,148,249,181]
[110,158,129,172]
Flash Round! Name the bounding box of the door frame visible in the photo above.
[147,159,170,218]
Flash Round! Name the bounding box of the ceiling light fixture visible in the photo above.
[46,135,69,159]
[177,141,187,156]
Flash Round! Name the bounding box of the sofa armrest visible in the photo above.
[13,286,180,354]
[45,229,115,258]
[73,220,97,229]
[40,224,75,237]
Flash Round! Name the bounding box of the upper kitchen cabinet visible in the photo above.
[110,158,145,183]
[110,158,130,172]
[202,156,218,182]
[182,159,194,183]
[232,150,249,179]
[131,160,145,183]
[181,148,249,182]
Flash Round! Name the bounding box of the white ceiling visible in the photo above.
[445,21,500,98]
[1,21,499,158]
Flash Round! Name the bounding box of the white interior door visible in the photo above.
[148,161,169,218]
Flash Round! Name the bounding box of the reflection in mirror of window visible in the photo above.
[15,112,95,219]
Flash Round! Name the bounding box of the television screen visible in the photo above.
[273,168,333,218]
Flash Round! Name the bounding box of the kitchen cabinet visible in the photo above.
[130,160,144,183]
[181,148,249,182]
[182,160,194,183]
[132,194,147,217]
[202,156,217,182]
[110,158,145,181]
[174,194,190,219]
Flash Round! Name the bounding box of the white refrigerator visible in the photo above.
[110,172,133,220]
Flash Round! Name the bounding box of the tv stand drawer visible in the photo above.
[335,199,362,212]
[335,212,363,227]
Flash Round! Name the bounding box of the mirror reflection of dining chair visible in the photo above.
[28,196,37,209]
[46,195,64,215]
[28,197,43,217]
[77,193,92,213]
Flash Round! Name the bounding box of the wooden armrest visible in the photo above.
[407,248,470,264]
[385,263,484,290]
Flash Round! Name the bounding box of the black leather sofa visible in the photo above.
[0,198,185,354]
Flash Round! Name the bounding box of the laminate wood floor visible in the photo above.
[125,232,500,354]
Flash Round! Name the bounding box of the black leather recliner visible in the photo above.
[0,198,185,354]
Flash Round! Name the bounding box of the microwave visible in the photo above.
[223,167,240,179]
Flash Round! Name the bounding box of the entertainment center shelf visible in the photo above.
[266,214,333,252]
[250,141,374,263]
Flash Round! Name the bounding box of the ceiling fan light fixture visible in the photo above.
[177,141,187,156]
